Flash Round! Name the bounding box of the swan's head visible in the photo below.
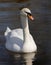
[20,8,34,20]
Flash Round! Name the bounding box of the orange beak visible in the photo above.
[28,15,34,20]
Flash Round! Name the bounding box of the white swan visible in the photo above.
[4,8,37,53]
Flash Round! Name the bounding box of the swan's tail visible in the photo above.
[4,27,11,36]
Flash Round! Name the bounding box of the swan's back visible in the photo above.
[10,29,23,40]
[5,28,24,52]
[5,28,23,41]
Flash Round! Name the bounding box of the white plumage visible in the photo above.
[4,8,37,53]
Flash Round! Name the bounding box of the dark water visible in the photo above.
[0,0,51,65]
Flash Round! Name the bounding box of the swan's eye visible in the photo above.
[25,12,32,16]
[25,12,34,20]
[27,12,32,16]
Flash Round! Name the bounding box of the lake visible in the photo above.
[0,0,51,65]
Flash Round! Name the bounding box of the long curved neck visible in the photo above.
[21,15,30,42]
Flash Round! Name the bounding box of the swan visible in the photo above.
[4,8,37,53]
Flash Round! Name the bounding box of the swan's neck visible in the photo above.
[21,15,30,42]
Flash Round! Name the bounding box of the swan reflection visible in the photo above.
[8,52,36,65]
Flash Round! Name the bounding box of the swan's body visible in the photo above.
[4,8,37,53]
